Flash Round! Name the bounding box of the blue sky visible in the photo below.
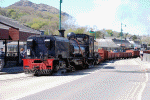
[0,0,150,36]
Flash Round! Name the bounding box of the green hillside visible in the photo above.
[0,0,69,35]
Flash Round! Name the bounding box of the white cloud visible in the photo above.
[75,0,150,35]
[75,0,122,31]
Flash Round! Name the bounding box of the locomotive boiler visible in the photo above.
[23,32,98,75]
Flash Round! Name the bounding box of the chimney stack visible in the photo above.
[58,29,65,37]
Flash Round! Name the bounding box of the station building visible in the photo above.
[96,39,119,51]
[0,15,41,67]
[96,37,141,52]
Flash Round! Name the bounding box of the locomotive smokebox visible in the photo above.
[58,29,65,37]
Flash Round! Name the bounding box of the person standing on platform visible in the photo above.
[140,50,143,61]
[0,48,4,71]
[20,48,26,66]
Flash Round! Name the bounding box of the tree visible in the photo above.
[106,30,113,36]
[118,32,123,37]
[95,31,103,38]
[132,35,137,41]
[74,27,86,34]
[31,23,40,29]
[124,33,129,38]
[7,9,16,17]
[0,8,7,16]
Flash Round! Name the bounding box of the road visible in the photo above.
[0,58,150,100]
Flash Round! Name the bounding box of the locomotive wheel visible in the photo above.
[74,65,83,70]
[95,60,99,65]
[67,65,75,72]
[71,66,76,71]
[34,70,41,76]
[53,61,67,75]
[84,64,89,69]
[47,69,52,75]
[88,62,94,69]
[54,65,60,72]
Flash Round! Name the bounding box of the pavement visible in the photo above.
[0,66,23,75]
[136,57,150,70]
[0,57,150,75]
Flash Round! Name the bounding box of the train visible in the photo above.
[23,32,101,75]
[23,32,140,76]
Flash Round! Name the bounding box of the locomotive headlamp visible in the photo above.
[44,39,51,49]
[27,39,34,48]
[27,49,31,56]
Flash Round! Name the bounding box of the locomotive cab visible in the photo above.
[27,39,35,56]
[27,39,35,48]
[44,39,51,49]
[26,35,70,59]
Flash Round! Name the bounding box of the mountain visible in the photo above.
[0,0,72,35]
[7,0,70,16]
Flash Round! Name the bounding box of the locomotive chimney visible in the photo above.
[58,29,65,37]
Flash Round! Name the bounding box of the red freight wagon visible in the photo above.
[143,50,150,54]
[116,53,120,59]
[120,52,124,58]
[108,52,112,60]
[98,49,108,61]
[123,52,128,58]
[126,50,140,58]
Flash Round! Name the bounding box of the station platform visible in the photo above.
[0,66,23,75]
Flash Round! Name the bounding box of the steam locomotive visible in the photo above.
[23,31,100,75]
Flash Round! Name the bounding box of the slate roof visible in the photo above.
[96,39,119,48]
[0,15,41,34]
[112,39,132,48]
[129,40,141,48]
[0,23,10,29]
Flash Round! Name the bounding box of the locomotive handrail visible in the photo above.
[73,39,83,56]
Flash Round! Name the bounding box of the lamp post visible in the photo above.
[121,23,126,48]
[59,0,62,30]
[58,0,65,37]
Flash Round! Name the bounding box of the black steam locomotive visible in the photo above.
[23,31,100,75]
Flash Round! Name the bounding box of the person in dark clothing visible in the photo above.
[20,48,26,65]
[0,48,4,71]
